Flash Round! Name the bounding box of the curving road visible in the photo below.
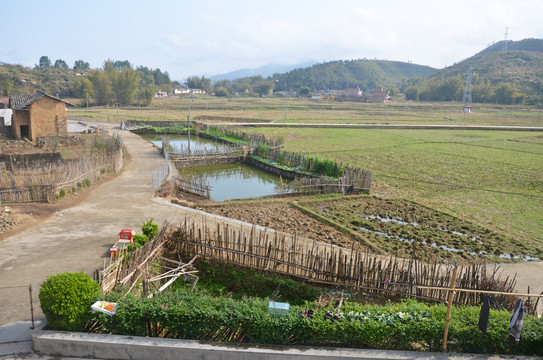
[0,124,196,324]
[0,123,541,326]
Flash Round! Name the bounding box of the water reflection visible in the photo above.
[182,163,286,202]
[140,134,226,152]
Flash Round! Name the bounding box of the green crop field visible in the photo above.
[245,126,543,253]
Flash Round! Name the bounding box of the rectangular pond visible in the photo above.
[140,134,288,201]
[140,134,229,152]
[181,163,287,202]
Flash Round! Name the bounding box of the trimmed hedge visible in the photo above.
[39,272,100,331]
[89,290,543,356]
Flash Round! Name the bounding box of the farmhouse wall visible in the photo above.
[29,96,68,139]
[0,152,64,172]
[11,110,30,139]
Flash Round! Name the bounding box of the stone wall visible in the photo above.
[37,135,85,149]
[0,152,64,172]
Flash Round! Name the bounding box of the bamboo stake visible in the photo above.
[442,266,458,352]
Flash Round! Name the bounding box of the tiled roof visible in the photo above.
[8,91,75,110]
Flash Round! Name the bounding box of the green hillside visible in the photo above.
[0,63,80,97]
[404,39,543,104]
[272,59,437,92]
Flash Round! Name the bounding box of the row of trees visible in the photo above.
[38,56,90,71]
[188,75,275,97]
[71,60,173,106]
[401,75,534,105]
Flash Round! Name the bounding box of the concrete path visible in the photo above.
[0,124,195,325]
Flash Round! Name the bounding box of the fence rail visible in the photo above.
[164,217,525,312]
[0,134,123,204]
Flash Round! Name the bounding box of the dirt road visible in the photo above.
[1,123,541,325]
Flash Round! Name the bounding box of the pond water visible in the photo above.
[140,134,228,152]
[181,163,286,202]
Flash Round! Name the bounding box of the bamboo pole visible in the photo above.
[442,266,458,352]
[415,286,543,298]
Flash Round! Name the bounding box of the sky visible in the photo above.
[2,0,542,81]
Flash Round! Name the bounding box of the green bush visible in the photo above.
[39,272,101,331]
[84,178,91,187]
[77,181,83,189]
[71,186,76,193]
[59,188,66,197]
[141,218,159,239]
[87,292,543,356]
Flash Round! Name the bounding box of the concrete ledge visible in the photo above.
[32,330,538,360]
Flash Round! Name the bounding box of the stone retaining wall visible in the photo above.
[0,152,64,172]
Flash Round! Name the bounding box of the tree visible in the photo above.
[214,87,229,97]
[186,75,211,93]
[494,83,520,104]
[71,77,93,105]
[298,86,311,95]
[73,60,90,71]
[113,60,132,70]
[54,59,69,69]
[39,56,51,69]
[137,83,158,106]
[112,67,139,104]
[404,87,418,101]
[253,81,274,97]
[88,69,111,105]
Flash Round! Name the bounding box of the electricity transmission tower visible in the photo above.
[502,27,509,52]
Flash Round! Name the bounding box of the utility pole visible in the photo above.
[187,93,191,153]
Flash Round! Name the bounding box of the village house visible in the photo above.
[8,91,73,142]
[345,87,363,97]
[154,91,169,98]
[367,87,390,103]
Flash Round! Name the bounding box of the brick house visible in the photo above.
[367,87,390,103]
[8,92,73,141]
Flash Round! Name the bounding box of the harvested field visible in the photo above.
[200,198,365,250]
[199,194,541,263]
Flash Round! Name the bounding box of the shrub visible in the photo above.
[59,188,66,197]
[77,181,83,189]
[84,178,91,187]
[39,272,101,331]
[71,186,76,193]
[141,218,159,239]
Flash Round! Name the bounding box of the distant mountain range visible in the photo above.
[210,61,317,82]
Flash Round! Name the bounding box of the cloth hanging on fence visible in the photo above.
[478,294,492,335]
[509,298,526,344]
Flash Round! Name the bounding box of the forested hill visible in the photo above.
[271,59,437,92]
[475,38,543,56]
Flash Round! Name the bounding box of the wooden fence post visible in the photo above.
[442,266,458,352]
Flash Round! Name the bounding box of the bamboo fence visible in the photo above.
[98,225,170,293]
[165,217,521,311]
[0,136,123,204]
